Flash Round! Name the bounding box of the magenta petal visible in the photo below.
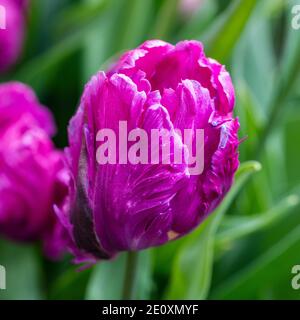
[201,58,235,114]
[62,40,240,263]
[161,79,213,131]
[110,40,235,115]
[0,0,25,72]
[200,118,240,214]
[0,82,56,136]
[93,102,189,254]
[0,83,67,259]
[109,40,173,76]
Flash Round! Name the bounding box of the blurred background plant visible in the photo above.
[0,0,300,300]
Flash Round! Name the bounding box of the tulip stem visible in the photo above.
[122,251,138,300]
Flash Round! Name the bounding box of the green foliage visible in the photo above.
[166,162,262,300]
[204,0,259,63]
[86,251,152,300]
[0,240,44,300]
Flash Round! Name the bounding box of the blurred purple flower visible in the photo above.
[0,0,28,72]
[0,82,68,259]
[58,40,239,264]
[179,0,204,18]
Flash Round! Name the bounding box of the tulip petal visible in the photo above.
[0,82,56,136]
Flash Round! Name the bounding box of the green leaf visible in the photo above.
[216,194,300,253]
[116,0,154,51]
[132,251,153,300]
[232,3,276,112]
[256,0,300,157]
[82,0,126,83]
[85,255,126,300]
[85,251,152,300]
[13,29,83,93]
[177,0,218,40]
[282,0,300,78]
[54,0,109,37]
[204,0,258,63]
[284,111,300,189]
[49,266,92,300]
[0,240,44,300]
[152,0,180,40]
[165,161,262,300]
[235,83,264,159]
[11,0,109,92]
[212,217,300,299]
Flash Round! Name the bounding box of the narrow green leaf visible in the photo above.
[212,221,300,299]
[14,34,81,92]
[54,0,109,37]
[256,0,300,157]
[49,267,92,300]
[216,194,300,251]
[82,0,126,83]
[165,161,261,300]
[152,0,179,40]
[284,112,300,189]
[204,0,258,63]
[85,251,152,300]
[85,255,126,300]
[177,0,218,40]
[0,240,44,300]
[131,251,153,300]
[116,0,154,51]
[231,4,276,112]
[12,1,109,92]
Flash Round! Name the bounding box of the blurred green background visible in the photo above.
[1,0,300,300]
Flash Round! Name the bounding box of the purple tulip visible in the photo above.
[0,0,27,72]
[0,82,67,259]
[58,40,240,263]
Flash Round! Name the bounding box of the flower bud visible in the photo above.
[59,40,240,263]
[0,82,67,259]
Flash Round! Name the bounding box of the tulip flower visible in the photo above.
[58,40,240,263]
[0,0,27,72]
[0,82,67,259]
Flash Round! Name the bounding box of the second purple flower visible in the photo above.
[0,0,27,72]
